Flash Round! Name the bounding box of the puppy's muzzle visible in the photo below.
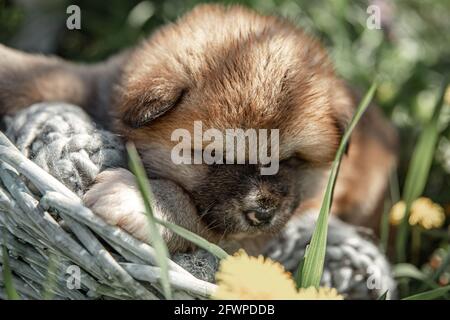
[244,208,276,226]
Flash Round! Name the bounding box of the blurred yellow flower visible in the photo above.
[213,249,343,300]
[389,197,445,229]
[214,249,298,299]
[389,201,407,226]
[409,198,445,229]
[296,286,343,300]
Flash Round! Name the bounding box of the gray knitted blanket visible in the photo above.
[0,103,396,299]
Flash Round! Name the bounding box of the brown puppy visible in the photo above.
[0,4,397,252]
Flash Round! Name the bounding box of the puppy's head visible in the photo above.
[116,4,353,239]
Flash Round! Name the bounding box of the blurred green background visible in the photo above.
[1,0,450,297]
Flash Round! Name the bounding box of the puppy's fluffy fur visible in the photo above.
[0,4,397,252]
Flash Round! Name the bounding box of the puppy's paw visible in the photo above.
[83,168,151,242]
[83,168,217,253]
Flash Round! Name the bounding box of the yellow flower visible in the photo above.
[389,198,445,229]
[408,197,445,229]
[213,249,343,300]
[214,249,298,299]
[389,201,407,226]
[297,286,343,300]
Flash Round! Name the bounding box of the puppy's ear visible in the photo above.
[118,81,186,128]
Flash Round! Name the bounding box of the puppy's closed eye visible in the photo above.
[280,156,304,168]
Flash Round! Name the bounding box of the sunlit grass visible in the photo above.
[396,77,449,263]
[297,82,377,288]
[1,244,20,300]
[127,143,173,299]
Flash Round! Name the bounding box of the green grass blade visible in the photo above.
[127,143,172,300]
[127,143,228,261]
[377,290,389,300]
[42,254,58,300]
[1,245,20,300]
[394,263,442,291]
[154,218,228,260]
[402,285,450,300]
[393,263,426,281]
[380,168,400,251]
[379,199,391,252]
[294,249,306,286]
[396,76,449,262]
[298,82,377,288]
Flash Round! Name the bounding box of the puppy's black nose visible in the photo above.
[244,208,275,226]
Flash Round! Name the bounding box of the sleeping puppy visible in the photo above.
[0,4,397,253]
